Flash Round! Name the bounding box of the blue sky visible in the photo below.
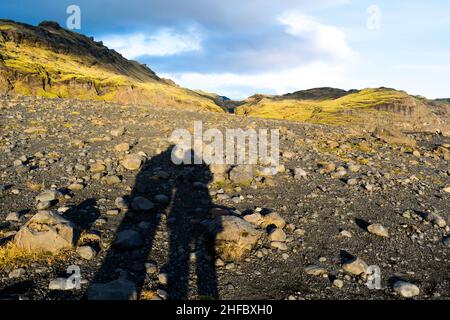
[2,0,449,99]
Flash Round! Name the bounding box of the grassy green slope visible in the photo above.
[236,87,446,132]
[0,20,223,112]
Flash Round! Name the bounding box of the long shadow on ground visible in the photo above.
[87,146,222,300]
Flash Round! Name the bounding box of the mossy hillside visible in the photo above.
[0,20,223,112]
[236,88,424,126]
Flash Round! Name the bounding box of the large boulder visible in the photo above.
[210,164,229,183]
[393,281,420,298]
[121,155,143,171]
[259,212,286,229]
[342,257,369,276]
[229,165,255,185]
[114,230,143,250]
[14,211,78,253]
[208,215,263,261]
[35,190,63,203]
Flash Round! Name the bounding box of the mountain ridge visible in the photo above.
[0,19,448,134]
[235,87,449,134]
[0,19,223,112]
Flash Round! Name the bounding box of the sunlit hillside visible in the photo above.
[0,20,223,112]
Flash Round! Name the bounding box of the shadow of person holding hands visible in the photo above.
[87,145,222,300]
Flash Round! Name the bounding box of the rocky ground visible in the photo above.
[0,95,449,300]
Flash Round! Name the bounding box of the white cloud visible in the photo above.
[163,61,361,99]
[101,10,356,73]
[278,12,355,62]
[397,64,450,71]
[156,12,359,99]
[99,10,359,98]
[102,28,202,59]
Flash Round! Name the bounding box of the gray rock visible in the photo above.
[393,281,420,298]
[157,289,168,300]
[231,196,242,203]
[215,258,225,267]
[158,273,168,285]
[294,168,307,179]
[332,168,347,178]
[9,268,26,278]
[443,236,450,247]
[208,215,263,261]
[342,257,368,276]
[304,265,327,276]
[103,175,121,185]
[229,165,255,184]
[14,211,78,253]
[131,196,154,211]
[68,183,84,191]
[340,230,352,238]
[154,194,170,204]
[0,184,7,193]
[423,212,446,228]
[35,190,62,203]
[121,155,142,171]
[110,127,126,137]
[75,164,87,171]
[260,212,286,229]
[114,142,130,152]
[347,164,361,173]
[36,201,52,210]
[243,212,265,226]
[271,241,288,250]
[115,197,129,210]
[114,230,143,250]
[145,263,158,275]
[367,223,389,238]
[76,246,97,260]
[6,211,20,222]
[333,279,344,288]
[269,228,287,242]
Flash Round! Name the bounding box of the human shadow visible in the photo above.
[87,146,221,300]
[164,149,220,299]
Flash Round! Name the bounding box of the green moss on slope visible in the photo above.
[0,20,223,112]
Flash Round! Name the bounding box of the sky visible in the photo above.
[1,0,450,99]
